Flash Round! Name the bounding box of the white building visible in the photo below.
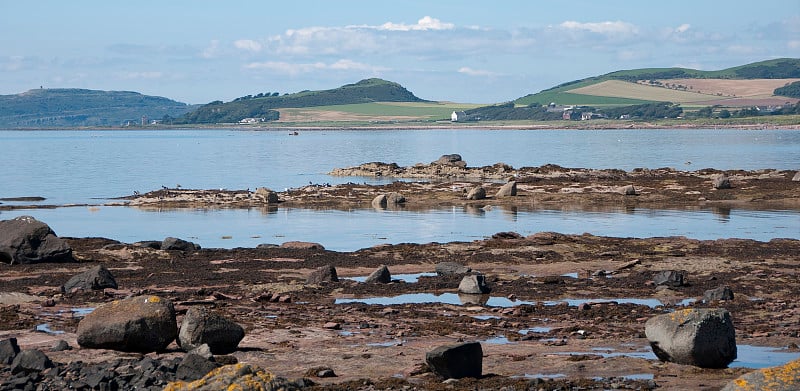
[451,111,468,122]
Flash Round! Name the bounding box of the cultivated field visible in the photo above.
[277,102,482,123]
[568,80,720,104]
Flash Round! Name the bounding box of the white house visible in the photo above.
[451,111,468,122]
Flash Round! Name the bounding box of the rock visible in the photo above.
[10,349,54,374]
[721,358,800,391]
[178,307,245,354]
[495,181,517,197]
[323,322,341,330]
[164,363,306,391]
[254,187,279,203]
[306,265,338,284]
[653,270,685,287]
[365,265,391,284]
[49,340,71,352]
[436,262,472,276]
[385,192,405,205]
[77,295,178,353]
[162,237,201,252]
[492,231,522,239]
[133,240,162,250]
[703,285,734,302]
[425,342,483,379]
[0,337,20,364]
[645,308,736,368]
[176,353,221,381]
[61,265,118,292]
[281,241,325,250]
[0,216,73,264]
[434,154,465,166]
[371,194,388,208]
[712,174,732,189]
[458,274,491,294]
[466,186,486,200]
[189,343,214,359]
[793,171,800,182]
[618,184,637,195]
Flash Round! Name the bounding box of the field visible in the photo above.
[277,102,482,123]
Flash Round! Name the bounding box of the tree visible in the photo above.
[719,109,731,118]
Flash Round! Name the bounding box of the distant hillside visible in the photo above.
[0,88,196,128]
[178,78,427,124]
[516,58,800,107]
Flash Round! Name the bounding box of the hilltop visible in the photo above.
[176,78,427,124]
[0,88,195,128]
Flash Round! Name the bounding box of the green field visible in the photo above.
[279,102,483,121]
[516,90,652,107]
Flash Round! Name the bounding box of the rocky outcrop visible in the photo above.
[10,349,53,374]
[162,237,201,252]
[254,187,279,203]
[645,308,737,368]
[435,262,472,276]
[618,184,637,195]
[307,265,338,284]
[712,174,732,189]
[178,307,245,354]
[703,285,734,302]
[0,216,72,264]
[281,241,325,250]
[164,363,307,391]
[458,274,491,294]
[495,181,517,197]
[77,295,178,353]
[425,342,483,379]
[176,353,221,381]
[365,265,391,283]
[371,192,406,209]
[721,358,800,391]
[61,265,118,292]
[466,186,486,200]
[653,270,685,287]
[0,337,20,365]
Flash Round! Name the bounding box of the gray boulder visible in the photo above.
[703,285,734,302]
[281,241,325,250]
[712,174,732,189]
[645,308,736,368]
[458,274,491,294]
[434,154,465,167]
[162,237,201,252]
[372,192,406,208]
[466,186,486,200]
[721,358,800,391]
[436,262,471,276]
[61,265,118,292]
[0,337,20,365]
[618,184,637,195]
[307,265,338,284]
[254,187,279,203]
[365,265,391,284]
[425,342,483,379]
[176,353,221,381]
[495,181,517,197]
[77,295,178,353]
[653,270,685,287]
[793,171,800,182]
[10,349,53,374]
[178,307,245,354]
[0,216,72,264]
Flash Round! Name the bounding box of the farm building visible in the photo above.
[451,111,469,122]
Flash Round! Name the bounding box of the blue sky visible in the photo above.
[2,1,798,104]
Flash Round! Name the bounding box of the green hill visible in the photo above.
[178,78,427,124]
[516,58,800,107]
[0,88,195,128]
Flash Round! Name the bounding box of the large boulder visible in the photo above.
[433,154,466,167]
[618,184,637,195]
[712,174,732,189]
[495,181,517,197]
[436,262,471,276]
[466,186,486,200]
[372,192,406,209]
[458,274,491,294]
[0,337,20,365]
[645,308,736,368]
[176,353,221,381]
[10,349,53,374]
[721,358,800,391]
[792,171,800,182]
[653,270,685,287]
[61,265,118,293]
[306,265,338,284]
[162,237,201,252]
[254,187,279,203]
[77,295,178,353]
[425,342,483,379]
[178,307,245,354]
[164,363,306,391]
[0,216,72,264]
[365,265,391,284]
[703,285,734,302]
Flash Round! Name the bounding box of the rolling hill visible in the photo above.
[0,88,196,128]
[516,58,800,108]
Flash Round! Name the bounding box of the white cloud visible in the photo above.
[201,40,221,59]
[675,24,691,33]
[376,16,454,31]
[458,67,498,77]
[244,59,386,76]
[559,21,638,35]
[234,39,262,53]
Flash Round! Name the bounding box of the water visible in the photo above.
[345,272,437,283]
[1,128,798,249]
[334,292,693,308]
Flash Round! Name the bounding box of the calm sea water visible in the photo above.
[1,128,798,250]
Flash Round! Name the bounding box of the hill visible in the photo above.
[516,58,800,107]
[0,88,195,128]
[177,78,427,124]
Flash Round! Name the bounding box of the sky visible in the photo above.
[2,1,798,104]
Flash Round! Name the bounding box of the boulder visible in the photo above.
[163,363,307,391]
[372,192,406,209]
[49,340,71,352]
[10,349,53,374]
[703,285,734,302]
[254,187,279,203]
[425,342,483,379]
[495,181,517,197]
[365,265,391,284]
[176,353,221,381]
[307,265,338,284]
[458,274,491,294]
[618,184,637,195]
[281,241,324,250]
[77,295,178,353]
[162,237,201,252]
[712,174,732,189]
[793,171,800,182]
[434,154,465,166]
[178,307,245,354]
[466,186,486,200]
[721,358,800,391]
[61,265,118,292]
[645,308,736,368]
[0,337,20,365]
[0,216,73,264]
[435,262,472,276]
[371,194,388,208]
[653,270,685,287]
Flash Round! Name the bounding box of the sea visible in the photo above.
[1,128,798,251]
